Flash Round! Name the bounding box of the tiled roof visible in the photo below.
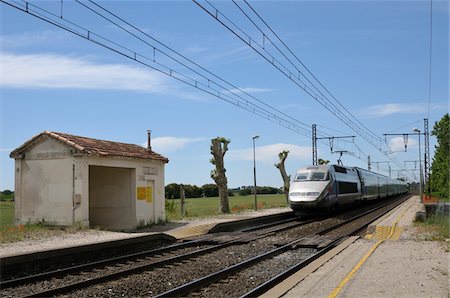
[10,131,169,163]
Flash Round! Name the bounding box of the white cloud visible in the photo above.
[387,136,418,152]
[228,143,311,164]
[0,52,168,92]
[143,137,205,153]
[0,31,67,49]
[360,103,446,118]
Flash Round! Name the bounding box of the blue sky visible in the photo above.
[0,0,448,191]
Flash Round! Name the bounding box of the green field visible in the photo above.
[166,194,288,220]
[0,201,14,228]
[0,195,288,228]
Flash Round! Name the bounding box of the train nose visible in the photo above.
[289,191,321,202]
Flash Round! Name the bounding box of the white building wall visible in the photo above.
[76,156,166,228]
[15,139,75,225]
[14,137,166,229]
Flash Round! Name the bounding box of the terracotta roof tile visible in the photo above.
[10,131,169,163]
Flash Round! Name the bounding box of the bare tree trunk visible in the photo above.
[210,137,230,214]
[275,151,290,203]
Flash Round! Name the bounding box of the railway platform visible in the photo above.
[0,207,291,258]
[265,195,449,298]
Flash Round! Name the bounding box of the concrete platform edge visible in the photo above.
[366,195,415,235]
[260,236,360,298]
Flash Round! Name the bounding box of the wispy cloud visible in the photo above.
[0,52,169,92]
[228,143,311,164]
[183,46,209,54]
[0,148,13,153]
[0,31,67,49]
[360,103,446,118]
[143,136,205,154]
[387,136,418,153]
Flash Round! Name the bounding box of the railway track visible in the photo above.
[1,194,410,298]
[156,194,410,297]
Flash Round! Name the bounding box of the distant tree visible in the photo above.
[428,114,449,199]
[239,188,252,196]
[275,150,290,203]
[318,158,330,165]
[2,190,13,196]
[210,137,231,213]
[165,183,180,199]
[202,184,219,197]
[258,186,279,194]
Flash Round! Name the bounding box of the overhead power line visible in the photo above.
[193,0,406,171]
[2,0,320,138]
[2,0,404,173]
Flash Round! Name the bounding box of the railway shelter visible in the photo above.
[10,131,169,230]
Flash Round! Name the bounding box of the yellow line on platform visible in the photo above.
[327,199,413,298]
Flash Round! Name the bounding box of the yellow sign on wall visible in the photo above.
[146,186,153,203]
[137,187,147,200]
[137,186,153,203]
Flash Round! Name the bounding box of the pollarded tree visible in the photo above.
[318,158,330,165]
[275,150,290,203]
[210,137,230,213]
[428,114,449,199]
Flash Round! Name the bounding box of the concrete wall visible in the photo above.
[14,137,166,229]
[14,138,75,225]
[89,166,135,230]
[76,156,166,228]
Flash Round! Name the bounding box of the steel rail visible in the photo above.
[1,215,301,288]
[17,218,314,297]
[0,239,205,288]
[156,195,410,297]
[241,194,411,297]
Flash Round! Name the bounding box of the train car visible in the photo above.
[288,164,408,214]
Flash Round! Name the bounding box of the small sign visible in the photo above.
[137,186,153,203]
[143,167,158,175]
[137,187,147,200]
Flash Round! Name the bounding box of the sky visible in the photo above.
[0,0,448,191]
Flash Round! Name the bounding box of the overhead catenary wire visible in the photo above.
[2,0,320,138]
[240,0,382,143]
[2,0,354,149]
[194,0,383,147]
[193,0,406,171]
[2,0,405,174]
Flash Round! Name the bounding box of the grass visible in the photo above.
[1,201,14,228]
[0,194,288,242]
[0,201,88,244]
[414,213,450,243]
[166,193,288,221]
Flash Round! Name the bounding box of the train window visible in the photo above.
[334,165,347,174]
[310,172,326,181]
[294,172,308,181]
[338,182,358,194]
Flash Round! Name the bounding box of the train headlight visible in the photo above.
[306,192,320,196]
[290,192,301,196]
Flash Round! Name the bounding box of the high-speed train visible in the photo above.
[288,164,408,214]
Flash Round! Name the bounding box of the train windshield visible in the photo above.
[294,171,328,181]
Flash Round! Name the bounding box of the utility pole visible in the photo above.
[312,124,355,165]
[368,155,371,171]
[424,118,430,193]
[312,124,317,165]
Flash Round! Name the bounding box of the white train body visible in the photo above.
[288,164,408,212]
